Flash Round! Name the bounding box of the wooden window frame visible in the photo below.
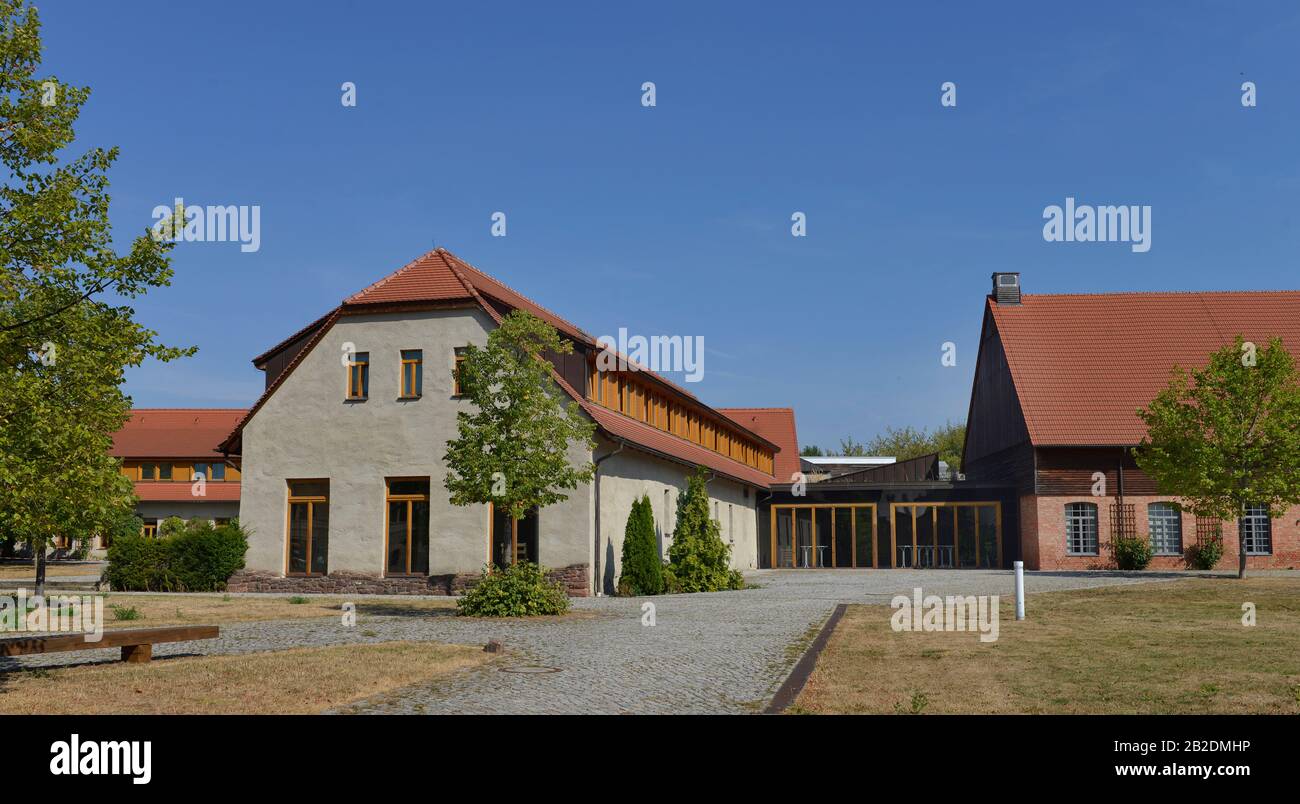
[385,478,430,576]
[346,352,370,400]
[400,349,423,399]
[286,480,330,576]
[771,503,880,569]
[887,502,1003,569]
[584,368,775,476]
[452,349,467,397]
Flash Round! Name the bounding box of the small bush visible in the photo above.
[1114,535,1153,570]
[661,565,681,594]
[110,604,141,622]
[1186,534,1225,570]
[106,519,248,592]
[617,495,663,596]
[287,596,309,605]
[456,561,569,617]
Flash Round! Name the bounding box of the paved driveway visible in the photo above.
[3,569,1174,714]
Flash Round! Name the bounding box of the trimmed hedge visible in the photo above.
[106,519,248,592]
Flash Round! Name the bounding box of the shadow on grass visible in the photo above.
[353,602,460,619]
[0,651,205,681]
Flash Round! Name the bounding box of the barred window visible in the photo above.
[1147,503,1183,555]
[1065,502,1098,555]
[1239,505,1272,555]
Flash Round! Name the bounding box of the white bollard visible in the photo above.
[1014,560,1025,620]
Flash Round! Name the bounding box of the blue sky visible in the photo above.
[38,0,1300,451]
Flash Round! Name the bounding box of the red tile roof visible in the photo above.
[113,409,248,459]
[133,481,241,502]
[990,291,1300,446]
[717,408,799,481]
[223,248,778,485]
[346,250,477,306]
[582,401,777,488]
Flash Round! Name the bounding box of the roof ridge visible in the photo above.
[717,406,795,412]
[344,248,445,304]
[437,248,594,342]
[130,407,249,412]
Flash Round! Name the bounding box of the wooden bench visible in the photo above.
[0,625,220,664]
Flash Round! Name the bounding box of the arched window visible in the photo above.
[1065,502,1098,555]
[1147,502,1182,555]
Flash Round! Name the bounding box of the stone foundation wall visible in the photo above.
[226,563,591,597]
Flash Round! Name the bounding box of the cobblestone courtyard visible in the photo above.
[3,570,1175,714]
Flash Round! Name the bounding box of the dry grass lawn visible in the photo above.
[0,640,492,714]
[0,564,102,579]
[95,594,457,628]
[795,577,1300,714]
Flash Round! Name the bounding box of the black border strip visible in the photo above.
[763,602,847,714]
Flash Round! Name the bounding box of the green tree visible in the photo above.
[618,494,663,595]
[443,310,596,559]
[0,1,191,595]
[1136,336,1300,579]
[799,445,824,457]
[666,468,741,592]
[834,422,967,472]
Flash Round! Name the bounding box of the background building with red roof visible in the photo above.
[963,273,1300,570]
[110,408,246,541]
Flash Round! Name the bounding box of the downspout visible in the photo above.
[592,439,625,597]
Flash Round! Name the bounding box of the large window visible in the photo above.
[287,480,330,575]
[1147,502,1183,555]
[771,504,876,568]
[1239,505,1272,555]
[1065,502,1099,555]
[347,352,370,400]
[491,507,538,569]
[386,479,430,575]
[400,350,423,398]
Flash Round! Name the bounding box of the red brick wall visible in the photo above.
[1022,494,1300,571]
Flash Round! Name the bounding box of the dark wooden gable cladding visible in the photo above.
[1035,446,1159,496]
[961,304,1035,492]
[545,343,589,398]
[817,453,941,484]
